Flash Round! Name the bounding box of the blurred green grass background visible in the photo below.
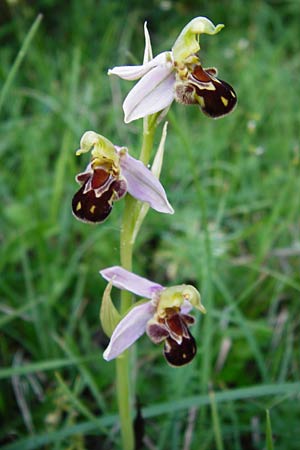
[1,0,300,449]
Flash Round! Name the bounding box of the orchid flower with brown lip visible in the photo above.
[100,266,206,367]
[72,131,173,223]
[109,17,237,123]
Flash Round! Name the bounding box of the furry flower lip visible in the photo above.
[100,266,206,367]
[108,17,237,123]
[72,131,174,223]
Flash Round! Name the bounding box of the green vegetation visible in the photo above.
[1,1,300,448]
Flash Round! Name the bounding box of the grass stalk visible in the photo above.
[0,14,43,114]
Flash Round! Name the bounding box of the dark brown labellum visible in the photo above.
[163,311,197,366]
[164,329,197,367]
[72,181,114,223]
[72,167,127,223]
[191,65,237,118]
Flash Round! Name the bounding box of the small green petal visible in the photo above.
[158,285,189,310]
[182,285,206,314]
[100,281,121,338]
[76,130,120,174]
[172,16,224,62]
[76,131,117,161]
[158,284,206,314]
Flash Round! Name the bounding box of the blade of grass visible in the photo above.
[50,47,81,222]
[144,382,300,418]
[240,263,300,293]
[1,413,117,450]
[54,372,97,422]
[0,14,43,114]
[265,409,274,450]
[222,401,242,450]
[213,274,268,381]
[278,324,293,383]
[0,294,44,328]
[2,382,299,450]
[0,354,98,379]
[54,335,107,411]
[20,250,50,356]
[209,389,224,450]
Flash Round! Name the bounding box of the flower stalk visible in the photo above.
[116,114,158,450]
[140,114,158,165]
[116,352,133,450]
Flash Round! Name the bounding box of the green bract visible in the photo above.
[100,281,121,338]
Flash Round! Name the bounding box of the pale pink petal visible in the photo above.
[100,266,163,298]
[108,52,170,81]
[181,299,193,314]
[120,152,174,214]
[103,301,155,360]
[123,65,175,123]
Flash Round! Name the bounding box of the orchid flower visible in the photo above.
[72,131,173,223]
[100,266,206,367]
[108,17,237,123]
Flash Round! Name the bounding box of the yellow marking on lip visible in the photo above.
[197,95,205,107]
[76,201,82,211]
[221,96,229,106]
[90,205,96,214]
[197,82,216,91]
[192,78,216,91]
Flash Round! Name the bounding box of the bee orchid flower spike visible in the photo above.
[100,266,206,367]
[108,17,237,123]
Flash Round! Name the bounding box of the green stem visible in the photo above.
[115,198,134,450]
[115,115,157,450]
[116,352,133,450]
[139,115,157,165]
